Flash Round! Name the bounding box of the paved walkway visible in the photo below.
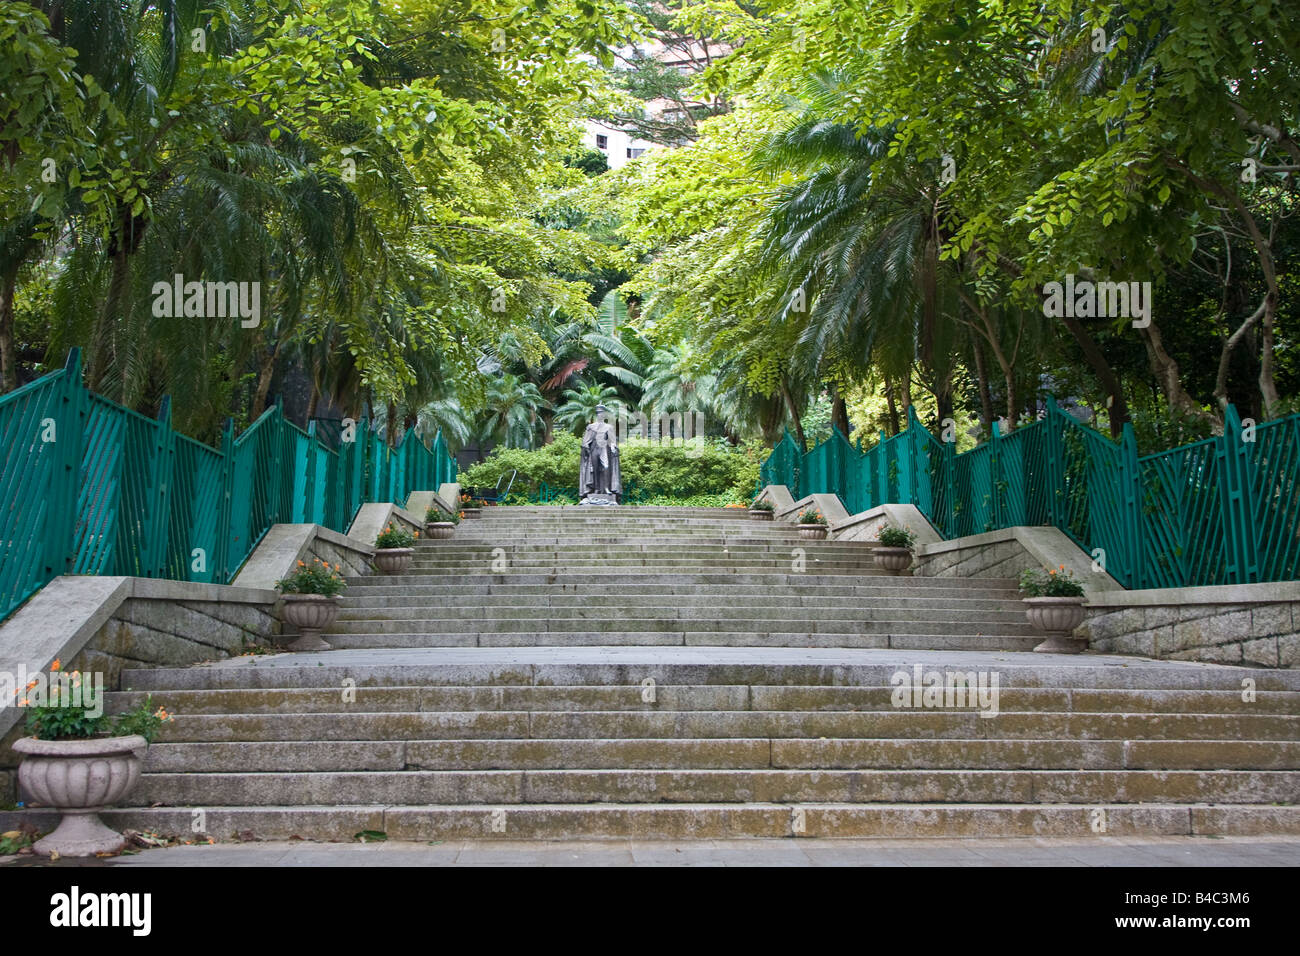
[7,836,1294,867]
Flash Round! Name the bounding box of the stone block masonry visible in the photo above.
[1083,584,1300,667]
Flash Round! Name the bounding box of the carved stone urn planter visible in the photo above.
[279,593,340,651]
[1024,596,1088,653]
[12,734,147,857]
[798,524,828,540]
[425,522,456,539]
[875,546,913,574]
[749,509,774,521]
[372,547,414,574]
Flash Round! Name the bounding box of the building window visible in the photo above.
[627,147,645,159]
[595,134,608,150]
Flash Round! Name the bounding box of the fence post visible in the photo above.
[943,435,956,537]
[1217,404,1259,584]
[1044,397,1066,529]
[904,407,918,507]
[304,420,319,526]
[143,397,176,578]
[989,419,1003,530]
[876,429,888,504]
[215,418,235,584]
[1118,422,1143,588]
[43,349,89,579]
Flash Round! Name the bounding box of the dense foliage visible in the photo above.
[460,433,762,501]
[6,0,1296,466]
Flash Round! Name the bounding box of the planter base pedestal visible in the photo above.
[33,809,126,858]
[1033,634,1088,654]
[287,629,331,652]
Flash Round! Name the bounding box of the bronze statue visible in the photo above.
[579,405,621,504]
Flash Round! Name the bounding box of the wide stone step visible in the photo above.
[110,685,1300,715]
[125,768,1300,806]
[341,579,1020,596]
[341,573,1017,589]
[119,649,1300,691]
[148,709,1300,742]
[139,738,1300,772]
[318,632,1044,652]
[332,606,1030,625]
[415,540,857,550]
[323,616,1041,635]
[400,560,889,572]
[335,598,1024,613]
[7,803,1299,841]
[338,587,1024,600]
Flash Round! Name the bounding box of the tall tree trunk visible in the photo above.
[1169,160,1282,417]
[829,387,850,437]
[251,341,278,418]
[884,375,901,436]
[1059,314,1129,439]
[1140,319,1221,433]
[89,239,131,394]
[972,336,993,431]
[778,374,806,452]
[934,369,954,430]
[386,400,399,449]
[306,383,320,420]
[0,267,17,393]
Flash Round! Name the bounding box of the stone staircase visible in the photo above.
[17,506,1300,841]
[331,506,1041,651]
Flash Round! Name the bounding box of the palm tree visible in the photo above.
[639,342,717,416]
[553,383,621,434]
[750,71,965,430]
[476,374,548,449]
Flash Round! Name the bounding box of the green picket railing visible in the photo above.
[0,350,456,620]
[760,400,1300,589]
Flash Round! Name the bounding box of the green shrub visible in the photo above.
[460,434,764,503]
[797,508,827,526]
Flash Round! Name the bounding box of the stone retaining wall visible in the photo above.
[1082,585,1300,667]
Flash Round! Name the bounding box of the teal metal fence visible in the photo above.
[761,400,1300,589]
[0,350,456,620]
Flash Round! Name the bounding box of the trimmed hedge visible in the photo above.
[459,434,764,503]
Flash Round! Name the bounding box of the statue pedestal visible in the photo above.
[580,493,619,506]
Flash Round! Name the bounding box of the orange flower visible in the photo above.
[18,698,28,707]
[297,560,306,568]
[335,563,342,571]
[25,680,36,691]
[1059,564,1066,571]
[50,659,60,671]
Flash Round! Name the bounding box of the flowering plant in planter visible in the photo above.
[12,663,176,857]
[876,524,917,550]
[796,508,828,539]
[375,523,418,549]
[873,524,916,573]
[426,505,461,525]
[274,558,347,597]
[373,523,419,574]
[749,499,774,511]
[1018,565,1088,654]
[274,559,346,651]
[1018,565,1086,597]
[19,662,174,742]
